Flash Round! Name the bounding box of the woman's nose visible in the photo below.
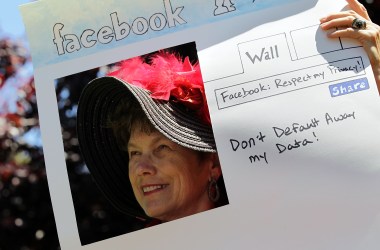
[135,155,157,176]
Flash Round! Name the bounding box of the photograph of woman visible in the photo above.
[75,42,229,231]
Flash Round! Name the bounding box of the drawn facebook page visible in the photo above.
[20,0,380,249]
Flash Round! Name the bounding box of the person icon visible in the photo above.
[223,0,236,12]
[214,0,236,16]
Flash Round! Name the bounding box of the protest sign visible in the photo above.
[21,0,380,249]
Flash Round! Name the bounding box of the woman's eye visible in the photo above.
[157,144,170,152]
[129,151,140,157]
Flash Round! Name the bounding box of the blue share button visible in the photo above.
[329,77,370,97]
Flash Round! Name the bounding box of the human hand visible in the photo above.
[320,0,380,93]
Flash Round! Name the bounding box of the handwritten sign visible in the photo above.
[228,109,357,166]
[215,57,365,109]
[21,0,380,249]
[199,2,380,250]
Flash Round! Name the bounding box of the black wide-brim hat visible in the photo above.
[76,76,216,219]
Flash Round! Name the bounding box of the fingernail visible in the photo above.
[320,17,326,23]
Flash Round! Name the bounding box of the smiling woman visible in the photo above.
[76,42,229,228]
[109,89,223,222]
[128,129,220,221]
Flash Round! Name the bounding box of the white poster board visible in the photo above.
[21,0,380,249]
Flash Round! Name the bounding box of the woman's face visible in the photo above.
[128,128,220,221]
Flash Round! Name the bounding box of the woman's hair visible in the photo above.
[108,98,155,152]
[108,97,210,160]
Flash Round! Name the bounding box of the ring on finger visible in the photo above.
[351,18,367,30]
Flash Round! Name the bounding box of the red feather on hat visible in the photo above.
[107,52,211,125]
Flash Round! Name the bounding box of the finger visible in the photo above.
[320,11,357,23]
[326,28,360,39]
[320,16,355,30]
[345,0,371,20]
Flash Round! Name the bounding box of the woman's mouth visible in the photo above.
[142,184,168,195]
